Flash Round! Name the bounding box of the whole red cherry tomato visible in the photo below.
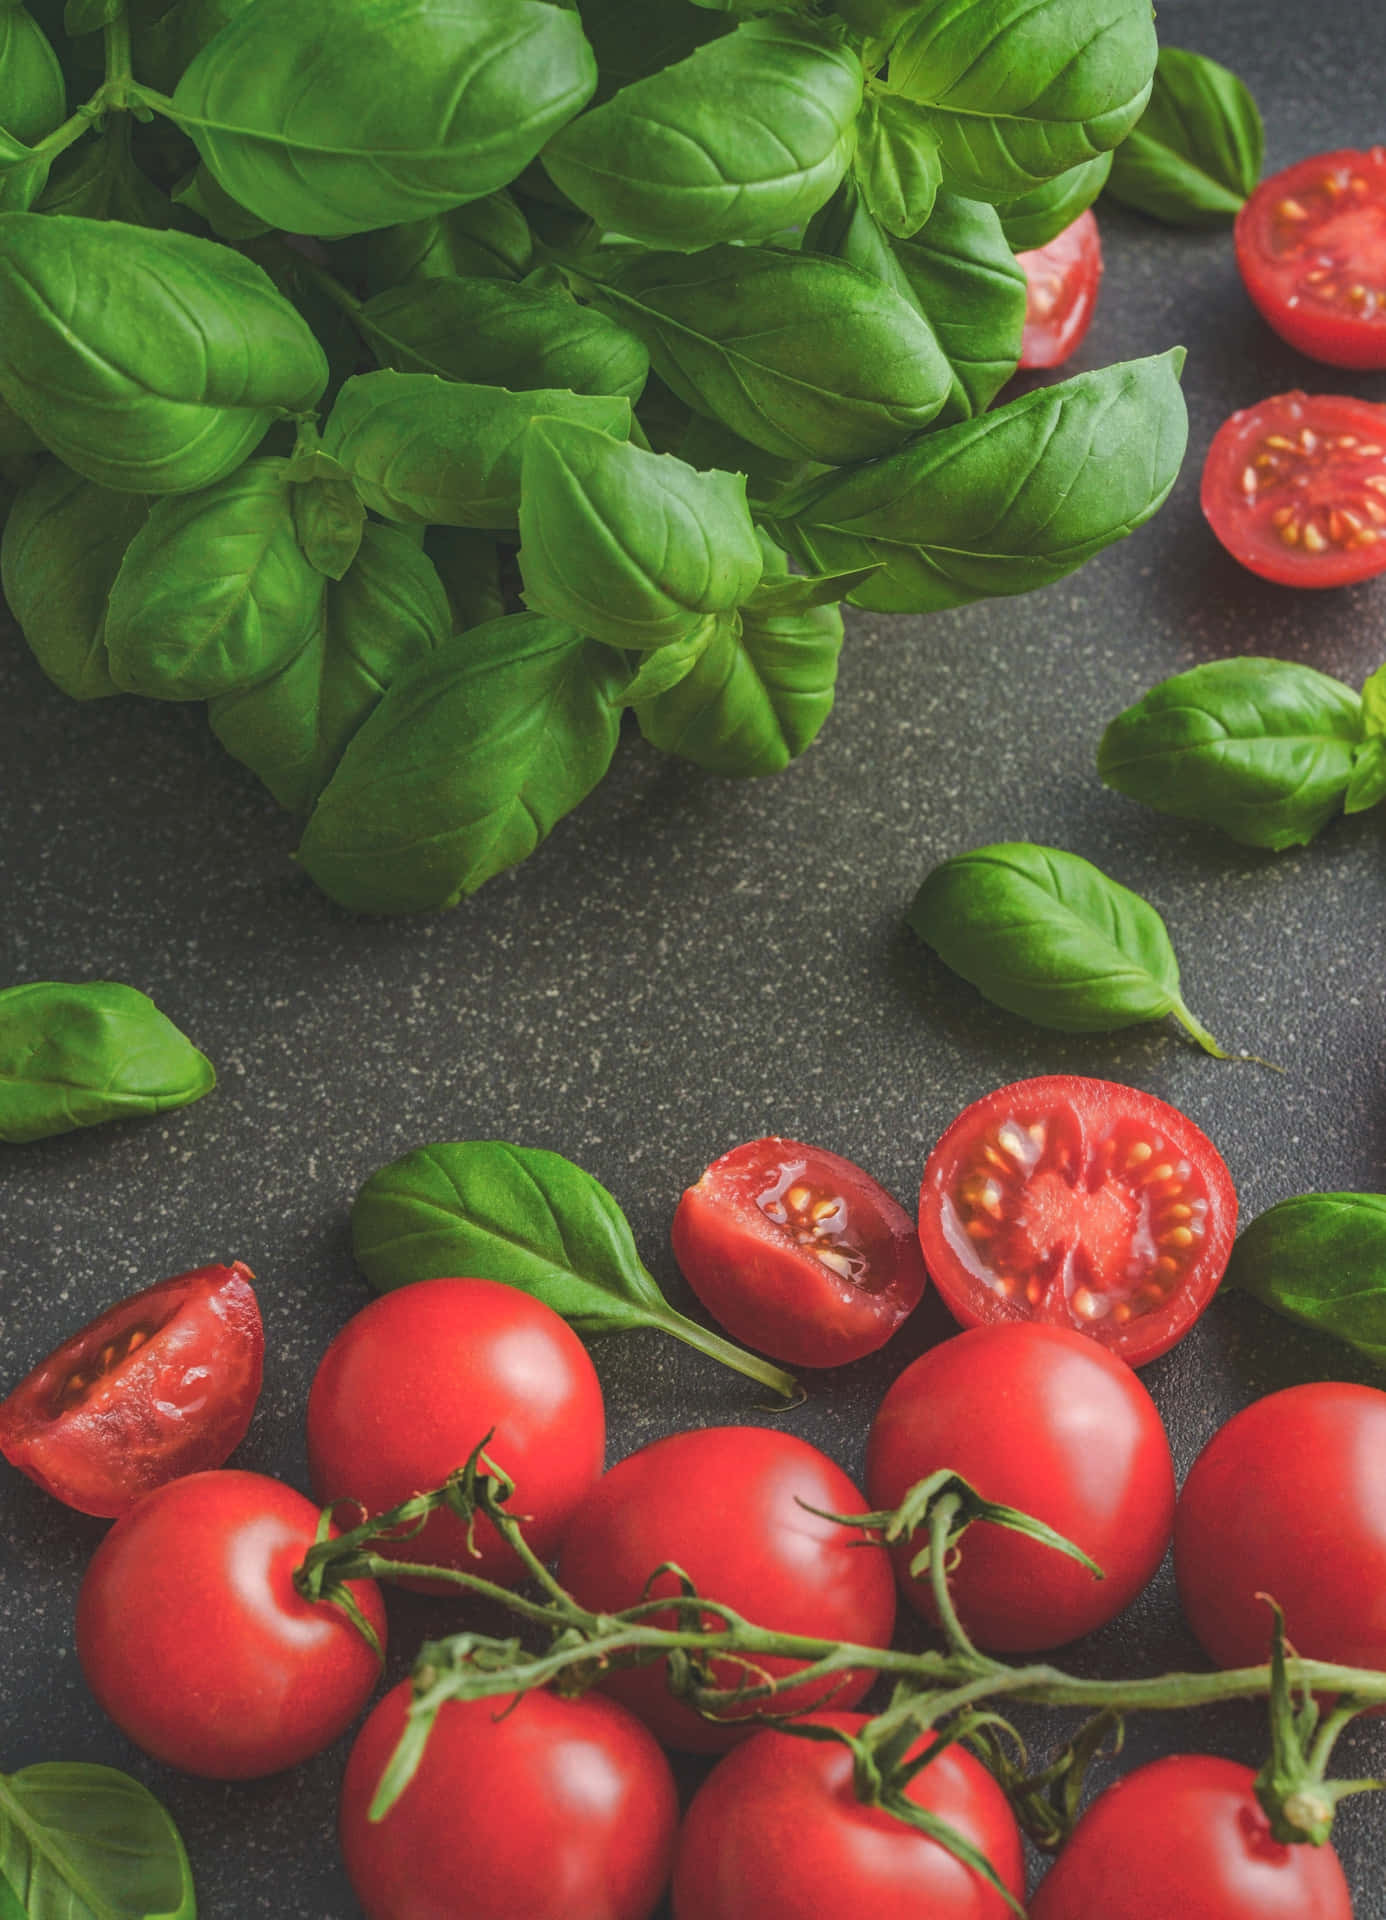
[672,1711,1024,1920]
[0,1259,262,1518]
[1175,1380,1386,1676]
[306,1276,604,1587]
[1236,148,1386,368]
[918,1076,1236,1366]
[557,1425,897,1753]
[867,1323,1174,1652]
[671,1137,928,1367]
[341,1681,679,1920]
[76,1469,386,1779]
[1029,1754,1353,1919]
[1016,210,1102,368]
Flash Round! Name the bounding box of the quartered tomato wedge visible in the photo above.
[1236,147,1386,368]
[917,1077,1236,1366]
[1016,210,1103,369]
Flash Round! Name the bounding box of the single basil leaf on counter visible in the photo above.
[0,1761,196,1920]
[906,842,1230,1056]
[854,87,941,238]
[1097,656,1364,850]
[352,1139,798,1399]
[1104,45,1263,227]
[1225,1193,1386,1365]
[0,2,64,148]
[996,151,1113,252]
[891,192,1027,423]
[362,191,534,295]
[424,525,505,631]
[0,980,216,1143]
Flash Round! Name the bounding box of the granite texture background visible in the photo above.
[3,1,1386,1912]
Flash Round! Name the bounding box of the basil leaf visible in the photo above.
[0,126,50,215]
[130,0,256,96]
[996,151,1113,251]
[1362,660,1386,734]
[291,466,366,582]
[363,192,534,296]
[0,215,328,494]
[616,616,718,705]
[1346,736,1386,816]
[0,980,215,1143]
[352,1139,798,1399]
[424,525,505,631]
[35,120,178,229]
[1225,1194,1386,1366]
[319,371,630,532]
[1105,45,1263,227]
[891,193,1027,422]
[171,161,270,242]
[542,17,862,251]
[1098,657,1364,850]
[297,613,625,910]
[170,0,597,238]
[518,417,763,649]
[854,87,941,238]
[0,1761,195,1919]
[1,457,148,700]
[675,411,820,505]
[0,3,64,148]
[906,842,1229,1056]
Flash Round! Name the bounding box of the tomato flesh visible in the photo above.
[0,1259,263,1517]
[918,1076,1236,1366]
[1236,147,1386,368]
[1016,210,1102,369]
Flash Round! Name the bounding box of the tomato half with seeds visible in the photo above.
[1236,147,1386,369]
[1016,210,1102,369]
[671,1137,928,1367]
[918,1076,1236,1366]
[1202,390,1386,587]
[0,1260,263,1518]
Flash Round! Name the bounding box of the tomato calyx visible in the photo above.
[1253,1597,1385,1846]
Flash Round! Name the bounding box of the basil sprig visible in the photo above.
[1225,1194,1386,1367]
[0,1761,195,1919]
[1105,45,1264,227]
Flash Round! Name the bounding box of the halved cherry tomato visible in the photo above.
[671,1137,928,1367]
[1016,210,1102,368]
[1201,390,1386,588]
[0,1259,263,1518]
[1236,148,1386,369]
[917,1076,1236,1366]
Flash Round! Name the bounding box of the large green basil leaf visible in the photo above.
[1097,657,1363,850]
[319,371,630,531]
[0,1762,195,1918]
[0,215,328,493]
[0,2,64,147]
[884,0,1157,203]
[577,0,729,106]
[297,613,625,911]
[542,17,862,251]
[363,192,534,296]
[586,244,951,462]
[361,276,649,401]
[424,525,505,632]
[36,119,178,227]
[772,350,1187,612]
[1,457,147,699]
[854,87,941,238]
[170,0,597,238]
[1225,1193,1386,1366]
[105,457,323,699]
[906,842,1229,1055]
[892,193,1026,421]
[1105,45,1263,227]
[0,980,215,1142]
[519,417,763,649]
[210,520,449,815]
[996,151,1113,251]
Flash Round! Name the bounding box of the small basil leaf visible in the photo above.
[1362,661,1386,735]
[995,151,1113,252]
[1097,657,1364,850]
[1225,1194,1386,1366]
[0,980,215,1143]
[617,615,719,705]
[891,192,1027,422]
[292,470,366,582]
[363,191,534,295]
[1105,45,1263,227]
[855,87,941,238]
[1345,736,1386,816]
[424,525,505,631]
[906,842,1229,1056]
[743,565,875,613]
[0,2,64,148]
[0,1762,195,1919]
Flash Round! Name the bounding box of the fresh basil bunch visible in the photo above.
[1,0,1188,914]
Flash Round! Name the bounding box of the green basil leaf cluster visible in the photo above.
[0,1761,195,1919]
[1104,45,1264,227]
[1225,1193,1386,1366]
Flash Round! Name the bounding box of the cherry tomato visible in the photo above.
[670,1137,928,1368]
[0,1259,262,1518]
[866,1323,1174,1652]
[1028,1754,1353,1919]
[918,1075,1236,1366]
[1201,390,1386,588]
[341,1681,679,1920]
[1016,210,1102,368]
[556,1425,897,1753]
[1236,147,1386,369]
[306,1277,605,1587]
[672,1711,1025,1920]
[1175,1380,1386,1677]
[76,1468,386,1779]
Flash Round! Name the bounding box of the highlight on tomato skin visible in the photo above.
[1235,147,1386,369]
[1016,209,1103,369]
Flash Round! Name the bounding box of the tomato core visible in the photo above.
[753,1159,881,1292]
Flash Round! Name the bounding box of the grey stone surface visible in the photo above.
[3,2,1386,1911]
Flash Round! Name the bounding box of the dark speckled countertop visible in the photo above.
[3,2,1386,1912]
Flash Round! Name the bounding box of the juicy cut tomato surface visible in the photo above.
[1236,147,1386,368]
[1016,210,1103,368]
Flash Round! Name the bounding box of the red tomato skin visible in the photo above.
[306,1277,605,1587]
[0,1260,263,1518]
[557,1425,898,1753]
[866,1323,1174,1652]
[1236,148,1386,370]
[672,1711,1025,1920]
[1016,210,1102,369]
[341,1681,679,1920]
[1175,1380,1386,1675]
[76,1469,386,1779]
[671,1137,928,1368]
[1029,1755,1353,1920]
